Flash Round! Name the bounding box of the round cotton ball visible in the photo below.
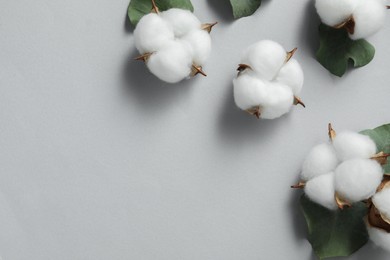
[182,30,211,66]
[160,8,201,38]
[368,227,390,252]
[274,58,304,95]
[146,41,192,83]
[349,0,386,40]
[301,143,339,181]
[305,173,338,210]
[260,83,294,119]
[373,187,390,220]
[134,13,174,54]
[315,0,361,26]
[233,72,269,111]
[240,40,287,81]
[335,159,383,203]
[333,131,377,161]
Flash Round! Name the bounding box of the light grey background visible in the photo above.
[0,0,390,259]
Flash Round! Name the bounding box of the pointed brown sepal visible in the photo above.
[335,193,352,210]
[191,65,207,77]
[371,152,390,166]
[246,106,261,119]
[387,5,390,9]
[151,0,159,13]
[328,123,336,141]
[134,52,152,62]
[291,181,306,189]
[201,22,218,33]
[334,16,355,35]
[285,48,298,63]
[293,96,305,108]
[237,64,252,76]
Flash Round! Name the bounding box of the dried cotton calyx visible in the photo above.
[233,40,305,120]
[315,0,389,40]
[292,124,389,210]
[134,0,216,83]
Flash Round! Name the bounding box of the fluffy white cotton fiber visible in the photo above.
[333,131,377,161]
[350,0,386,40]
[315,0,386,40]
[134,8,212,83]
[233,40,304,120]
[134,13,174,54]
[334,159,383,203]
[368,227,390,252]
[373,187,390,220]
[305,173,338,210]
[147,41,192,83]
[301,143,339,181]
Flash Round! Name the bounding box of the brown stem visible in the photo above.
[134,53,152,62]
[237,64,252,76]
[191,65,207,77]
[246,106,261,119]
[371,152,390,166]
[291,182,306,189]
[334,16,355,34]
[285,48,298,63]
[335,193,351,210]
[328,123,336,141]
[293,96,305,108]
[151,0,159,13]
[387,5,390,9]
[201,22,218,33]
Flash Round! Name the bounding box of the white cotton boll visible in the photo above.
[146,41,192,83]
[134,13,175,54]
[305,173,338,210]
[160,8,201,38]
[315,0,361,26]
[373,187,390,220]
[333,131,377,161]
[182,30,211,66]
[274,59,304,95]
[241,40,287,81]
[335,159,383,203]
[301,143,339,181]
[233,72,269,110]
[368,227,390,252]
[260,83,294,119]
[349,1,386,40]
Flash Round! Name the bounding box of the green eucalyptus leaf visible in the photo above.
[230,0,262,19]
[300,195,368,259]
[316,24,375,77]
[128,0,194,26]
[361,123,390,173]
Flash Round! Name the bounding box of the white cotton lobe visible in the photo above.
[182,30,212,66]
[315,0,360,26]
[305,173,338,210]
[134,13,174,54]
[274,59,304,95]
[350,0,386,40]
[241,40,287,81]
[368,227,390,252]
[373,187,390,220]
[333,131,377,161]
[334,159,383,203]
[160,8,201,38]
[301,143,339,181]
[146,41,192,83]
[233,72,269,110]
[260,83,293,119]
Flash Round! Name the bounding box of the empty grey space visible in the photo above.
[1,0,390,259]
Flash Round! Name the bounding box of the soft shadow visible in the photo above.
[207,0,234,22]
[299,0,320,56]
[121,49,197,112]
[217,84,291,144]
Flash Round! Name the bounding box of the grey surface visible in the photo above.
[0,0,390,259]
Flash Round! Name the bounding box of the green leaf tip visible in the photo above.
[300,195,368,259]
[316,24,375,77]
[230,0,262,19]
[128,0,194,26]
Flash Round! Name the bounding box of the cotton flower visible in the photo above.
[133,2,216,83]
[367,227,390,252]
[233,40,305,120]
[333,131,377,161]
[305,172,338,210]
[334,159,383,203]
[315,0,387,40]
